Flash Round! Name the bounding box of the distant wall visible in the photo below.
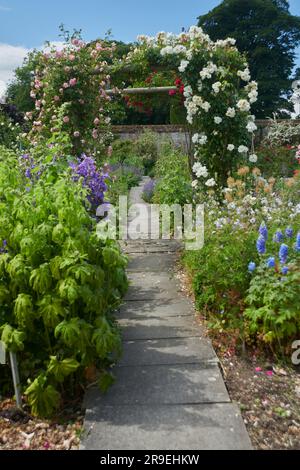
[112,120,300,148]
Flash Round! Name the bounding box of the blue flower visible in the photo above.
[273,230,284,243]
[256,236,266,255]
[285,227,294,239]
[279,244,289,264]
[296,233,300,253]
[266,257,276,269]
[259,222,268,241]
[248,262,256,273]
[282,266,289,276]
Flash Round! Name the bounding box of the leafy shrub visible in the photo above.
[245,223,300,350]
[0,148,128,417]
[257,144,298,178]
[134,130,159,176]
[183,227,257,329]
[0,110,22,150]
[153,144,193,205]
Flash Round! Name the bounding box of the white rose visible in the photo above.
[237,68,251,82]
[212,82,221,94]
[249,154,258,163]
[205,178,217,188]
[192,133,199,144]
[226,107,236,118]
[237,99,251,112]
[227,144,235,151]
[178,60,189,72]
[238,145,249,154]
[246,121,257,133]
[201,101,211,112]
[214,116,222,124]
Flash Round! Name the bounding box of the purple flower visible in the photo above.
[0,240,8,254]
[279,244,289,264]
[285,227,294,239]
[257,236,266,255]
[143,179,156,202]
[266,257,276,269]
[71,155,108,209]
[25,168,32,179]
[282,266,289,275]
[248,262,256,273]
[273,230,284,243]
[259,222,268,241]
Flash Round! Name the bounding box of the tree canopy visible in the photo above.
[198,0,300,118]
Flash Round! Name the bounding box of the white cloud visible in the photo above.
[0,41,66,101]
[0,43,30,100]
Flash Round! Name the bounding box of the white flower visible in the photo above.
[249,154,258,163]
[192,180,198,188]
[193,162,209,179]
[227,144,235,151]
[212,81,222,94]
[183,85,193,98]
[237,99,251,112]
[199,135,208,145]
[178,60,189,72]
[248,90,258,103]
[237,68,251,82]
[160,46,174,56]
[246,121,257,133]
[205,178,217,188]
[226,107,236,118]
[201,101,211,112]
[174,45,187,55]
[197,80,203,92]
[238,145,249,154]
[214,116,222,124]
[192,133,199,144]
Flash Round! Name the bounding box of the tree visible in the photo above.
[198,0,300,118]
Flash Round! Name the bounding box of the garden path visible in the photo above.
[81,178,251,450]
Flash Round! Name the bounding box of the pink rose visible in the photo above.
[59,88,64,94]
[107,146,113,157]
[72,38,80,46]
[56,50,63,59]
[64,66,71,73]
[54,96,60,102]
[69,54,76,62]
[94,117,100,126]
[92,129,98,139]
[30,91,36,99]
[74,131,80,137]
[96,43,103,51]
[79,99,85,105]
[63,116,70,124]
[63,82,69,89]
[69,78,77,87]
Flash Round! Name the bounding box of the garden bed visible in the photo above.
[0,399,83,450]
[177,267,300,451]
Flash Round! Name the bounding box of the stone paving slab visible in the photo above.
[118,299,194,320]
[119,316,203,341]
[85,363,230,406]
[127,253,177,272]
[81,403,252,450]
[119,337,218,366]
[125,273,180,301]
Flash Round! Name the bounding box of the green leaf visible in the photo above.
[14,293,34,328]
[30,263,52,295]
[25,374,61,418]
[98,370,115,394]
[47,356,80,382]
[37,296,66,328]
[1,324,26,352]
[58,278,80,304]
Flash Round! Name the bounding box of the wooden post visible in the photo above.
[106,86,177,96]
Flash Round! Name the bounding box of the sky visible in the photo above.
[1,0,300,97]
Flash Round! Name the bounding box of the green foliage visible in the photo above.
[198,0,300,117]
[153,144,193,205]
[245,264,300,347]
[0,146,128,417]
[0,111,23,150]
[183,227,257,328]
[134,130,159,176]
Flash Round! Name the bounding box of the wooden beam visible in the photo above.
[106,86,177,96]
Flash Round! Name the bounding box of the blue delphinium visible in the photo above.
[248,262,256,273]
[296,233,300,253]
[266,257,276,269]
[259,222,268,240]
[72,155,108,209]
[257,236,266,255]
[285,227,294,239]
[282,266,289,276]
[279,244,289,264]
[273,230,284,243]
